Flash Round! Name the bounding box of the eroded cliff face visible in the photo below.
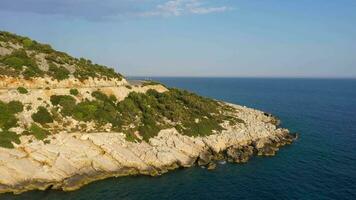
[0,103,296,194]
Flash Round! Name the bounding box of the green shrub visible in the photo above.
[91,91,108,101]
[1,49,44,79]
[73,101,98,121]
[27,123,49,140]
[32,106,53,124]
[0,101,19,130]
[22,38,33,48]
[3,57,24,70]
[7,101,23,113]
[50,95,76,105]
[50,95,76,116]
[1,50,40,76]
[23,65,44,79]
[48,63,70,80]
[17,87,28,94]
[70,88,79,96]
[0,131,20,148]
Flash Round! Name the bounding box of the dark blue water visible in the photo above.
[2,78,356,200]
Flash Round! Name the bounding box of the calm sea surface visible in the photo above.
[2,78,356,200]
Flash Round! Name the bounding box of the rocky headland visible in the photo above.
[0,31,297,194]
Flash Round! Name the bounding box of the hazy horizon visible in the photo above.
[1,0,355,78]
[127,75,356,79]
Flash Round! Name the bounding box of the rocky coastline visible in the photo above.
[0,31,297,195]
[0,103,297,194]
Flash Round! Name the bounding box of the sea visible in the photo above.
[2,78,356,200]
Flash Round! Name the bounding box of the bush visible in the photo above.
[23,65,44,79]
[22,38,33,48]
[1,49,40,75]
[50,95,76,116]
[0,101,19,130]
[50,95,76,106]
[48,63,70,80]
[73,101,98,121]
[7,101,23,113]
[17,87,28,94]
[0,131,20,148]
[70,88,79,96]
[3,57,24,70]
[26,123,50,140]
[32,106,53,124]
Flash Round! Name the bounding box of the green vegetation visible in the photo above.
[70,88,79,96]
[0,100,23,130]
[0,31,123,80]
[50,95,76,116]
[22,38,33,48]
[0,31,246,148]
[142,81,162,87]
[26,123,50,140]
[17,87,28,94]
[73,58,122,81]
[7,101,24,113]
[48,62,70,80]
[0,131,20,148]
[0,49,43,79]
[0,100,23,148]
[31,106,53,124]
[49,88,243,142]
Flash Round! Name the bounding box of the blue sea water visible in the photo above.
[2,78,356,200]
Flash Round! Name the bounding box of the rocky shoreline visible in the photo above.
[0,31,298,195]
[0,104,297,195]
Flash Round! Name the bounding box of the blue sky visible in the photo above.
[0,0,355,77]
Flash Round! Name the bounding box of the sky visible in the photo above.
[0,0,355,78]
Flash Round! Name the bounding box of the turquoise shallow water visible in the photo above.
[1,78,356,200]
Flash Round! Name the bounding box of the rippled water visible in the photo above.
[2,78,356,200]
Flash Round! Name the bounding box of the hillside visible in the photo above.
[0,31,296,194]
[0,31,122,80]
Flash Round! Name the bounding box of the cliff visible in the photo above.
[0,31,296,194]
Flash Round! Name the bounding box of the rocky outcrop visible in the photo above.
[0,104,297,194]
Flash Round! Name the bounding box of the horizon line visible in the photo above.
[125,75,356,79]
